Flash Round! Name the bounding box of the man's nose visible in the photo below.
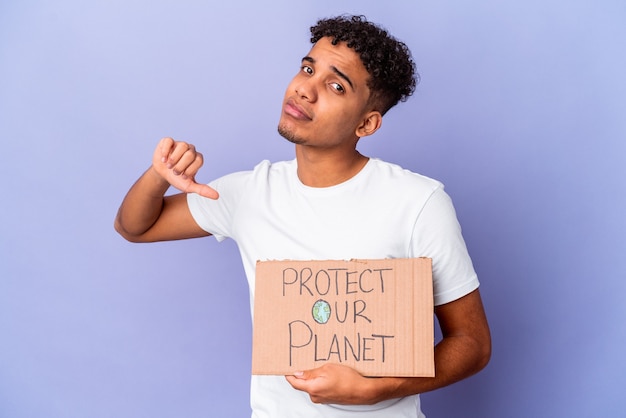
[295,77,317,102]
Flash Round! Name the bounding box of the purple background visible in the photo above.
[1,1,625,417]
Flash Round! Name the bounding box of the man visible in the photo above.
[115,15,490,418]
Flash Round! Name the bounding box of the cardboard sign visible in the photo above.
[251,258,434,377]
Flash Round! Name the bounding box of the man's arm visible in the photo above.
[285,288,491,405]
[114,137,218,243]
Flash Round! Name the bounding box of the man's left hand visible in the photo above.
[285,363,381,405]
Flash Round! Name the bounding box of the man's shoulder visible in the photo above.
[368,158,443,190]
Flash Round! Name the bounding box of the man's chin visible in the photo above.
[277,125,304,145]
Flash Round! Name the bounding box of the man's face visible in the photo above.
[278,37,373,149]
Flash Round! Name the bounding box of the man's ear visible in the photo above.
[355,111,382,138]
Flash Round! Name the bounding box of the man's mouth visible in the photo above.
[284,98,312,121]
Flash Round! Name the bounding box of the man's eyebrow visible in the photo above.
[301,56,355,91]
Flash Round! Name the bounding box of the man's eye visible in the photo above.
[301,65,313,75]
[330,82,345,93]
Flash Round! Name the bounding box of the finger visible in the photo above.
[185,181,219,200]
[177,151,205,179]
[166,142,193,168]
[285,374,306,390]
[158,137,176,163]
[167,144,200,176]
[291,371,306,379]
[285,370,312,386]
[285,375,325,404]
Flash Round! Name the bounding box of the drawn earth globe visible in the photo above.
[312,299,331,324]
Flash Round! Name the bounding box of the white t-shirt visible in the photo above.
[188,158,479,418]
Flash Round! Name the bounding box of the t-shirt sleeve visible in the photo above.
[410,186,479,306]
[186,170,250,242]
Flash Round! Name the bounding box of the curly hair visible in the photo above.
[310,15,418,115]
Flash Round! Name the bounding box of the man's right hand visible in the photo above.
[152,137,219,200]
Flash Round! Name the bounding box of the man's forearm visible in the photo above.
[366,332,491,403]
[114,167,170,240]
[368,290,491,402]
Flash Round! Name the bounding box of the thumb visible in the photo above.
[285,371,310,390]
[291,370,316,380]
[185,181,219,200]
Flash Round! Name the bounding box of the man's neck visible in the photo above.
[295,145,369,188]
